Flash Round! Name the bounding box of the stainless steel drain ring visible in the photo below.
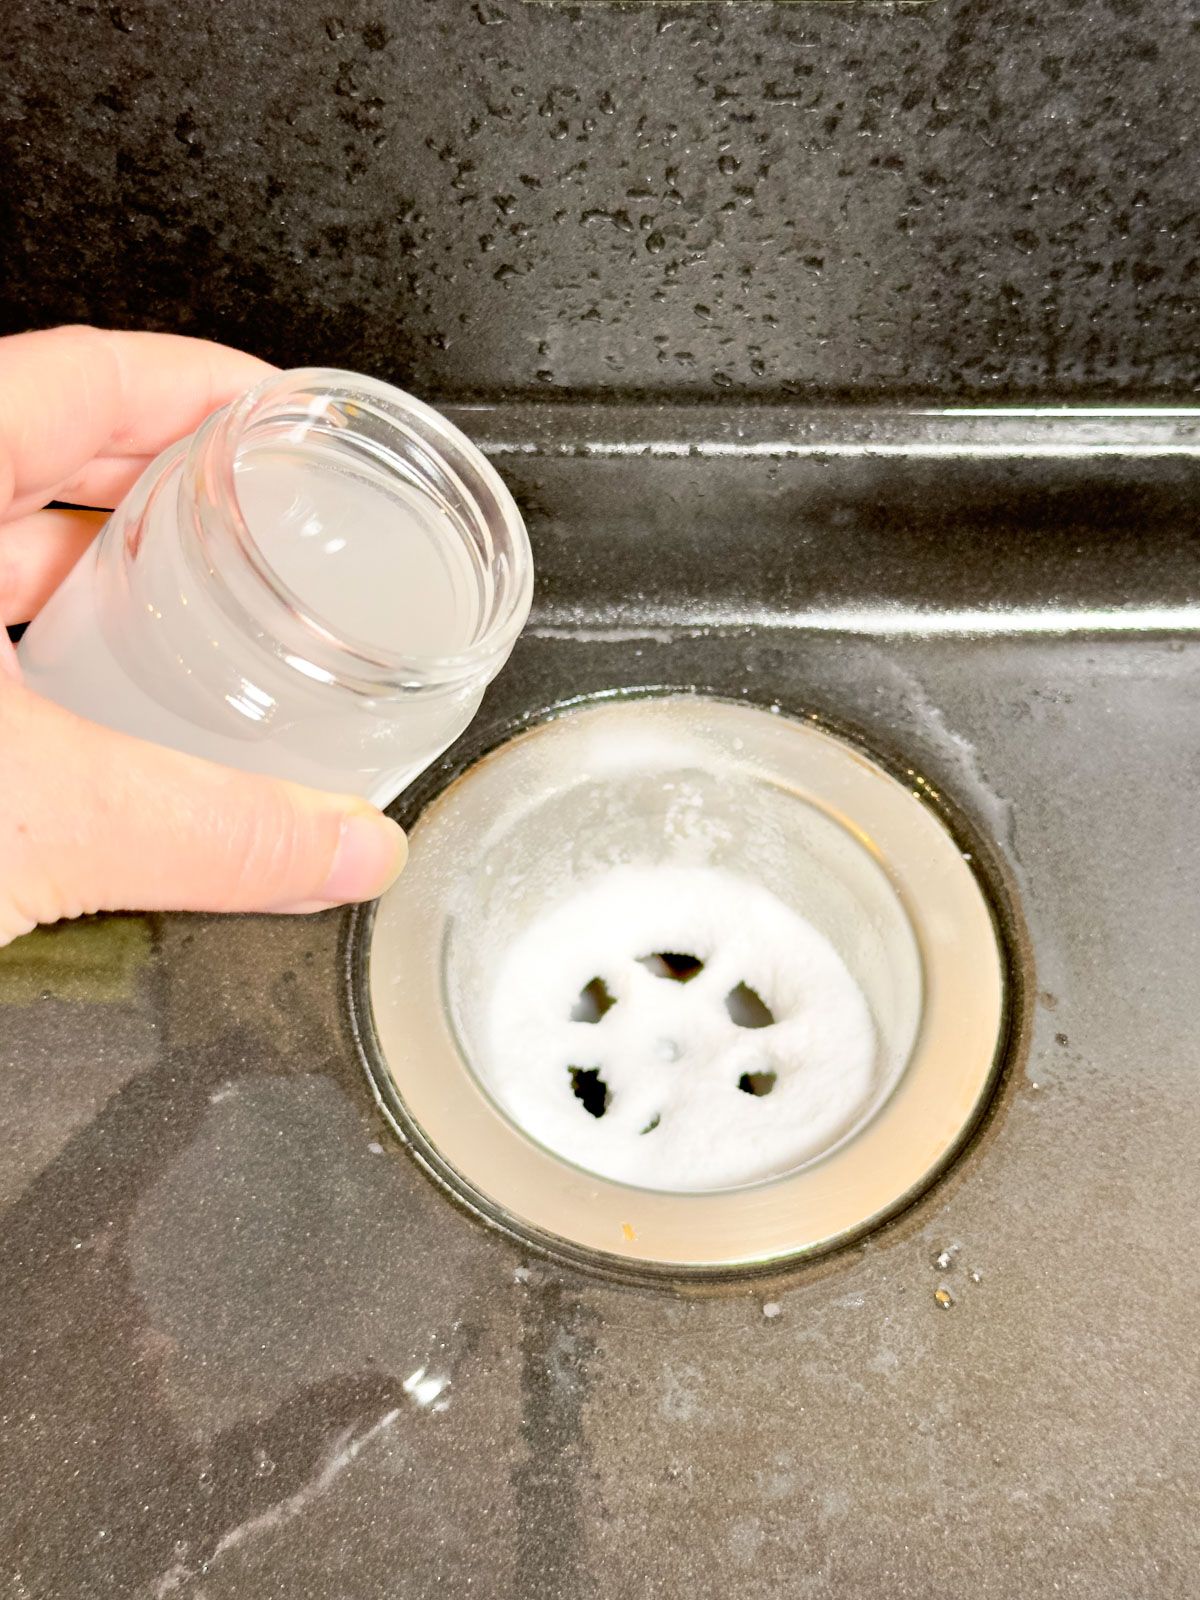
[351,695,1011,1277]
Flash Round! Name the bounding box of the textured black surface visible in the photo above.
[1,0,1196,400]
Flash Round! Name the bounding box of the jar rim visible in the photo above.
[199,367,533,691]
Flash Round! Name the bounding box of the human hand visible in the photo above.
[0,326,406,947]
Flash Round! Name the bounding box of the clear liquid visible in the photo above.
[19,439,490,805]
[234,441,484,659]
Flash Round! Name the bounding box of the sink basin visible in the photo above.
[2,406,1198,1598]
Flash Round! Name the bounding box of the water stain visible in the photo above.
[0,915,152,1005]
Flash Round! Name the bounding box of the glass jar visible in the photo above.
[18,369,533,807]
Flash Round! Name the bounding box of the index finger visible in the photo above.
[0,325,276,520]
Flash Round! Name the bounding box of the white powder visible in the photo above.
[481,865,877,1191]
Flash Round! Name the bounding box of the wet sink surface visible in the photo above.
[3,409,1199,1599]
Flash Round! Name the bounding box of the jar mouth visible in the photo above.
[200,368,533,691]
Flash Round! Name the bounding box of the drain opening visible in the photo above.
[568,1065,610,1118]
[738,1068,777,1097]
[638,951,704,982]
[571,976,616,1024]
[725,982,774,1029]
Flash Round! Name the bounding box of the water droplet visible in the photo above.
[969,1269,983,1284]
[934,1287,954,1310]
[762,1301,782,1319]
[934,1249,954,1271]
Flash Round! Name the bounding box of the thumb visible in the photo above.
[1,682,407,944]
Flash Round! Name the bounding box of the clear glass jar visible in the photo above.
[18,369,533,806]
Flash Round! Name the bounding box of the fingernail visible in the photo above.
[318,811,407,904]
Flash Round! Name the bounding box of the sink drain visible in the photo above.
[351,695,1010,1277]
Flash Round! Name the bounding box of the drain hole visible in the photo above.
[738,1069,777,1097]
[571,976,616,1024]
[640,1113,661,1135]
[725,982,774,1029]
[568,1066,611,1118]
[638,951,704,983]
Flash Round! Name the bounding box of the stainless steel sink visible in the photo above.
[2,407,1198,1599]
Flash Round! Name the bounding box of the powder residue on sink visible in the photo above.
[481,865,877,1191]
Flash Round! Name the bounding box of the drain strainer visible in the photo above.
[354,695,1009,1276]
[485,863,881,1191]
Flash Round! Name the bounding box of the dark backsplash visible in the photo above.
[2,0,1195,402]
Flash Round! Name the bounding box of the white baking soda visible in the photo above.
[482,864,878,1191]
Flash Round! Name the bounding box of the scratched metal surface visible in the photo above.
[2,411,1199,1598]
